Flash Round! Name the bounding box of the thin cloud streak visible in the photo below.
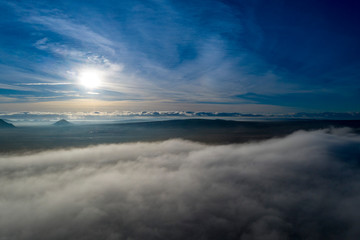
[25,14,114,51]
[17,83,73,86]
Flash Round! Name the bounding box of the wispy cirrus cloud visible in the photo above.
[25,14,114,52]
[34,37,88,60]
[1,0,359,111]
[17,82,72,86]
[0,83,39,92]
[8,0,292,103]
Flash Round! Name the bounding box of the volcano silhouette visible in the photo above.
[0,119,15,128]
[53,119,72,126]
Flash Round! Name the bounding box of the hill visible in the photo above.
[0,119,359,153]
[0,119,15,128]
[53,119,72,126]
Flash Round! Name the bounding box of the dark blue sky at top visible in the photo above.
[0,0,359,112]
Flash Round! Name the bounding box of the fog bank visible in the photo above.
[1,129,360,240]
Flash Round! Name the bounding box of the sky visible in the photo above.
[0,0,360,114]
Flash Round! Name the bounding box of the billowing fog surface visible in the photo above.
[1,128,360,240]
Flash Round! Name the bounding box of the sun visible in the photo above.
[78,69,103,89]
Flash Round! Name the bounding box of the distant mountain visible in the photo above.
[0,119,15,128]
[53,119,72,126]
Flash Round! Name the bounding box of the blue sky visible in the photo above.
[0,0,359,113]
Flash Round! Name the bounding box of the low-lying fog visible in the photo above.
[1,128,360,239]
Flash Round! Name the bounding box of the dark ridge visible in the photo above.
[53,119,72,126]
[112,118,360,129]
[0,119,359,154]
[0,119,15,128]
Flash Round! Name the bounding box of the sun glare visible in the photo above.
[78,69,103,89]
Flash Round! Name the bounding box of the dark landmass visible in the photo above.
[0,119,359,154]
[53,119,72,126]
[0,119,15,128]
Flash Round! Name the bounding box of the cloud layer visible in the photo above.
[2,111,360,125]
[1,129,360,239]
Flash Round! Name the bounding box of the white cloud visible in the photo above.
[0,83,38,92]
[0,130,360,239]
[28,15,113,51]
[18,83,72,86]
